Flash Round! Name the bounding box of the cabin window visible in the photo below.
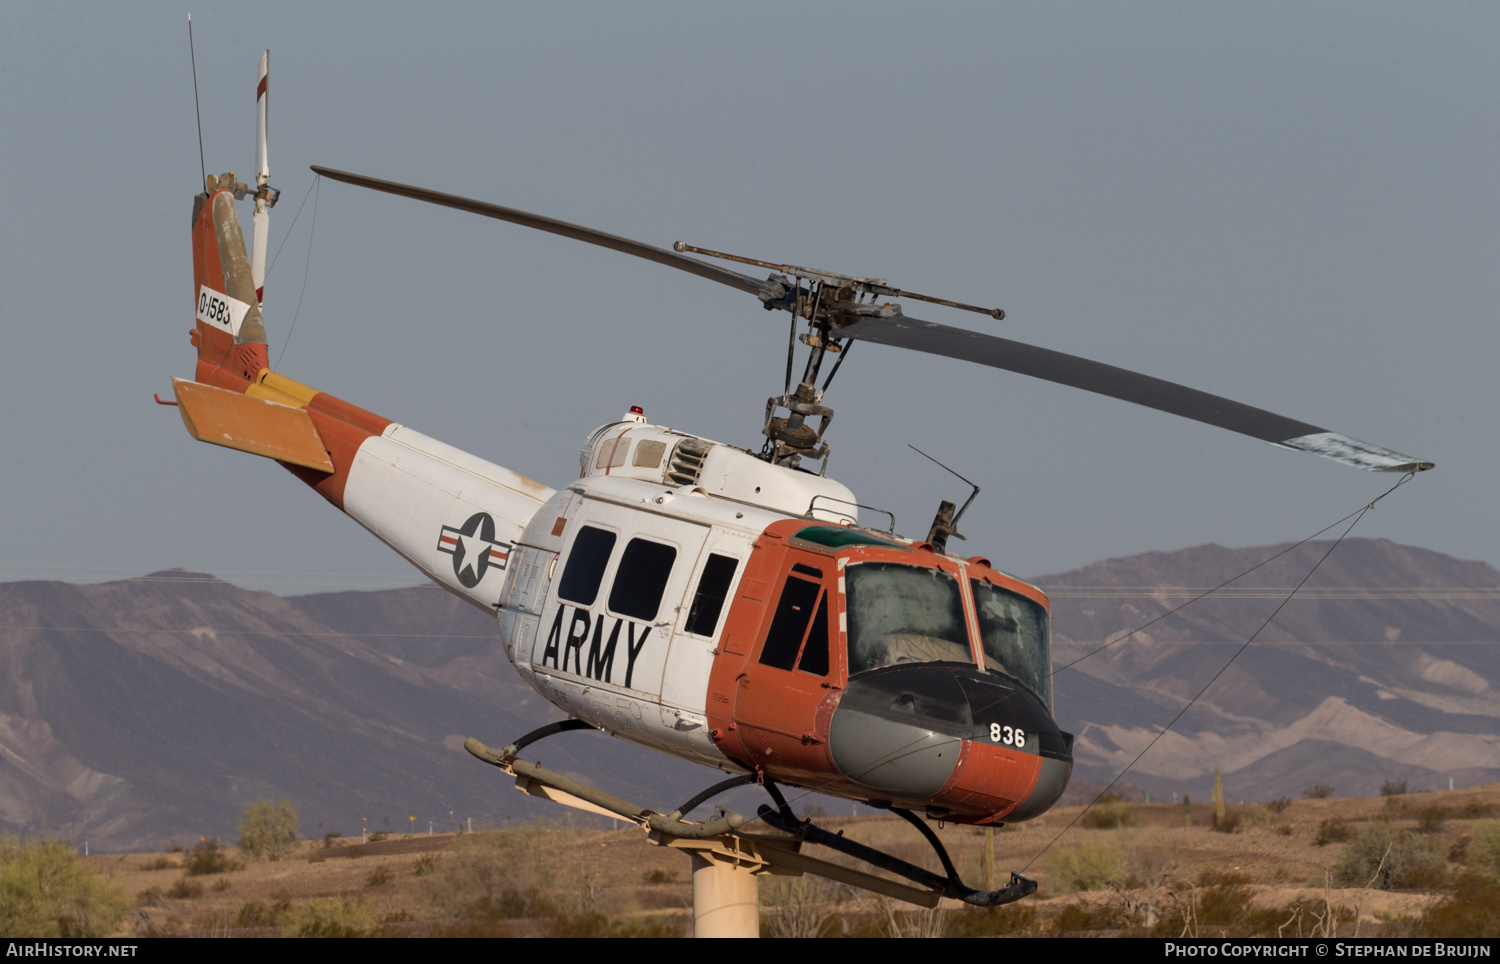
[759,576,821,671]
[594,438,632,469]
[608,538,677,621]
[684,553,738,637]
[970,578,1052,709]
[557,526,616,606]
[845,562,974,676]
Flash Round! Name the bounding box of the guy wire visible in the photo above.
[1019,471,1414,872]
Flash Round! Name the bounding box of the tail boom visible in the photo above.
[179,176,553,612]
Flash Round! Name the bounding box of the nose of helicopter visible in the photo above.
[828,664,1073,821]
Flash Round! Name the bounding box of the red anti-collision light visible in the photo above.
[630,406,644,415]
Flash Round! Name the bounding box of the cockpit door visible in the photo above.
[731,555,840,778]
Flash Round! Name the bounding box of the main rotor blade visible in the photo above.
[311,166,780,301]
[838,315,1433,473]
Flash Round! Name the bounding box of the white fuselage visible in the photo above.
[337,412,860,771]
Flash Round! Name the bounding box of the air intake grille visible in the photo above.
[666,439,712,486]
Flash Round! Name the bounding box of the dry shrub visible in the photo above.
[1080,795,1140,829]
[875,897,949,938]
[427,903,684,938]
[1212,811,1241,834]
[761,874,849,938]
[1303,784,1335,799]
[1458,801,1495,819]
[1415,805,1449,834]
[1115,842,1177,929]
[1332,820,1447,890]
[1162,872,1287,938]
[1265,797,1293,814]
[167,878,204,899]
[365,915,427,938]
[1469,821,1500,881]
[282,897,372,938]
[465,887,560,921]
[1043,838,1123,894]
[1315,818,1352,847]
[237,799,299,862]
[184,837,235,876]
[543,912,684,938]
[949,903,1041,936]
[141,856,177,871]
[641,867,674,884]
[366,864,394,886]
[235,896,291,928]
[413,853,438,877]
[1419,872,1500,938]
[423,918,517,937]
[0,838,133,937]
[1380,779,1409,798]
[1053,902,1132,934]
[419,821,598,921]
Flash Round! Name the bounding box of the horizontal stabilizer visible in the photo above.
[172,377,334,472]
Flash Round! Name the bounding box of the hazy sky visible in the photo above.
[2,3,1494,594]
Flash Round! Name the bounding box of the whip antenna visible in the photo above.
[188,15,206,186]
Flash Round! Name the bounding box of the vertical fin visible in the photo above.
[191,173,269,391]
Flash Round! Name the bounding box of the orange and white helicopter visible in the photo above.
[171,54,1433,905]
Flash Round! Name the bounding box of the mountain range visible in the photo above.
[1039,538,1500,803]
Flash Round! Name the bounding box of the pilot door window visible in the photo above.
[758,568,831,676]
[684,553,739,638]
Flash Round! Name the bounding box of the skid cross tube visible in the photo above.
[667,774,759,823]
[757,803,1036,907]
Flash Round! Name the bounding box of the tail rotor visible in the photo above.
[250,50,275,306]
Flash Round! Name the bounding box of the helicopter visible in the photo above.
[170,53,1433,906]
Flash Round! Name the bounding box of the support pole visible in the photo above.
[690,853,759,938]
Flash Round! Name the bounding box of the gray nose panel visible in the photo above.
[828,710,959,798]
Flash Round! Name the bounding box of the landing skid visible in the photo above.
[464,720,1036,910]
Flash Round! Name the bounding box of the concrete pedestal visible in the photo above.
[690,852,760,938]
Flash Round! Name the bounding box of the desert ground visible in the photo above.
[78,781,1500,937]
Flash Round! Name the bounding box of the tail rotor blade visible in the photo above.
[251,51,270,306]
[255,51,269,185]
